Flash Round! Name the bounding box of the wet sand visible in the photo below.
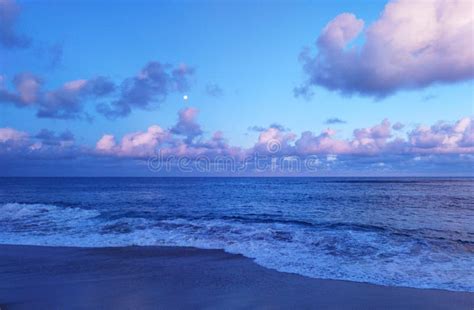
[0,244,472,309]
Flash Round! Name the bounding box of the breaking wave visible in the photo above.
[1,202,473,292]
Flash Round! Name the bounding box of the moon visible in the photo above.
[183,95,189,101]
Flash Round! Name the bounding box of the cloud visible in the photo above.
[392,122,404,131]
[250,126,297,156]
[49,43,63,68]
[422,94,437,102]
[0,127,80,160]
[97,62,194,119]
[0,127,27,143]
[248,123,289,132]
[0,73,41,106]
[325,118,346,125]
[96,107,240,160]
[38,77,116,119]
[0,0,65,68]
[1,61,193,119]
[170,107,203,143]
[3,113,473,162]
[78,114,474,161]
[296,0,474,98]
[95,134,116,153]
[0,73,115,119]
[2,110,473,175]
[295,129,351,155]
[205,83,223,97]
[41,42,63,69]
[96,125,170,158]
[257,117,474,156]
[35,129,74,146]
[408,117,474,151]
[0,0,30,49]
[350,118,392,153]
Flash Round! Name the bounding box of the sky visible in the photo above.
[0,0,473,176]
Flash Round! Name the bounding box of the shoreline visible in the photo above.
[0,244,473,309]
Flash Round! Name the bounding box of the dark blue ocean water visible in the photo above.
[0,177,473,291]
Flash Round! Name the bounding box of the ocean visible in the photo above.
[0,177,473,292]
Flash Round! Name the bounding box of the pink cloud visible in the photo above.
[292,117,474,156]
[351,119,392,153]
[252,127,297,155]
[3,108,473,164]
[93,111,473,160]
[96,134,116,153]
[170,107,203,143]
[295,130,351,155]
[96,125,170,157]
[408,117,474,153]
[15,73,41,104]
[0,127,27,143]
[94,108,244,160]
[0,73,41,106]
[317,13,364,51]
[297,0,474,97]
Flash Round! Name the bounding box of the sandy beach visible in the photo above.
[0,244,472,309]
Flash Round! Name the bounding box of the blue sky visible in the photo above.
[0,0,473,176]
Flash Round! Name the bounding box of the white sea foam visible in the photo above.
[0,203,473,292]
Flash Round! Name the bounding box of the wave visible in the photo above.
[0,202,473,292]
[206,215,474,245]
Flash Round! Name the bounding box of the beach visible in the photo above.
[0,244,472,310]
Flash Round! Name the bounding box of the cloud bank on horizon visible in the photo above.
[1,107,473,175]
[295,0,474,98]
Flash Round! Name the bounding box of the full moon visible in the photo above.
[183,95,189,101]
